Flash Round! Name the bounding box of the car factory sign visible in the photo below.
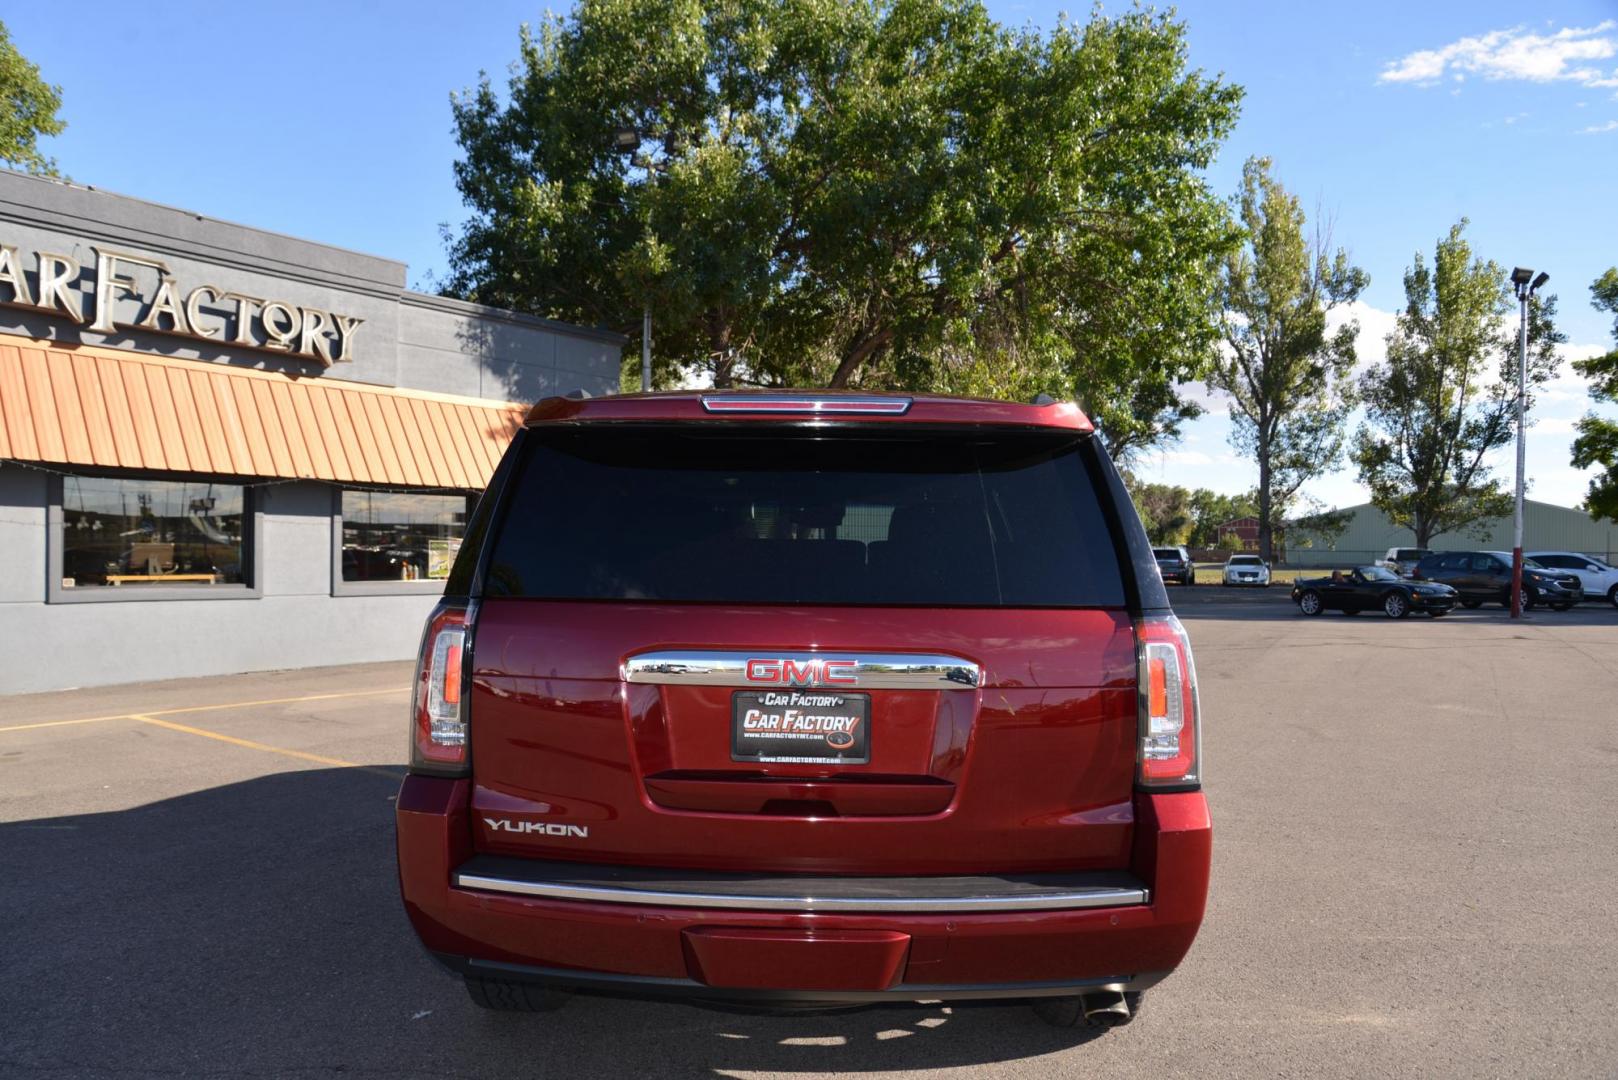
[0,242,361,366]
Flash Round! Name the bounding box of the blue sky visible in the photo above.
[8,1,1617,509]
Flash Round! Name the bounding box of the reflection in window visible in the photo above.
[61,477,246,588]
[341,490,468,582]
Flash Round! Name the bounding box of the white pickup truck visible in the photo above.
[1375,547,1432,578]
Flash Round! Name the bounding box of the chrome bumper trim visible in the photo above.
[453,873,1148,913]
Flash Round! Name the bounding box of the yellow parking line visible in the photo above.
[133,715,403,780]
[0,715,136,734]
[0,686,404,735]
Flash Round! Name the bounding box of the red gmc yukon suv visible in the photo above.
[396,390,1208,1029]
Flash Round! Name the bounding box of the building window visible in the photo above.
[336,489,470,591]
[49,475,260,603]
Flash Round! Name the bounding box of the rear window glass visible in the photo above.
[484,426,1125,607]
[1153,548,1179,559]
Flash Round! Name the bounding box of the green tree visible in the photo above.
[1352,222,1565,547]
[445,0,1242,450]
[1186,487,1256,548]
[1571,268,1618,522]
[1127,480,1194,545]
[1211,157,1367,561]
[0,21,65,175]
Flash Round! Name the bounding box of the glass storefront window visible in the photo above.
[61,477,246,589]
[340,490,468,582]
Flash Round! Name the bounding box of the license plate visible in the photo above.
[731,690,870,764]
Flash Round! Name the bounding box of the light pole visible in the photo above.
[1508,266,1549,618]
[613,126,656,393]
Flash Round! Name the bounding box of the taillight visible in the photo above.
[411,601,472,775]
[1136,613,1201,789]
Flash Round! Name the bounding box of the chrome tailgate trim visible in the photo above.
[454,869,1147,914]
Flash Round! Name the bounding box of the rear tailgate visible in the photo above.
[467,423,1140,876]
[470,601,1136,874]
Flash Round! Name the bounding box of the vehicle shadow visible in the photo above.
[0,768,1112,1078]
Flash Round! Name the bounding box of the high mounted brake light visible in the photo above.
[1136,614,1202,788]
[411,601,473,775]
[699,393,912,415]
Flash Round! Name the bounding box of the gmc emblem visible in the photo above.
[744,657,859,686]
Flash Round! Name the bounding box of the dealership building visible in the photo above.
[0,170,622,694]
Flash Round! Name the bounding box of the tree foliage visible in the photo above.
[445,0,1242,450]
[1211,157,1366,561]
[1129,481,1195,545]
[1186,487,1257,548]
[1125,480,1260,548]
[1351,222,1564,547]
[0,21,64,176]
[1571,268,1618,522]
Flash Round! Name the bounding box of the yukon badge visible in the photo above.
[484,817,589,838]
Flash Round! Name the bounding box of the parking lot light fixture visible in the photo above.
[1509,267,1547,619]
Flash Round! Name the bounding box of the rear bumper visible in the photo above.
[396,778,1211,1005]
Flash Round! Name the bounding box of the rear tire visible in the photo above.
[1461,599,1482,610]
[1609,585,1618,610]
[464,976,569,1013]
[1032,991,1144,1029]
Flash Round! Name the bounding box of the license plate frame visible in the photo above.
[731,690,871,765]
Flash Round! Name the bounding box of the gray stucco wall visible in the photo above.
[0,469,442,694]
[0,170,623,400]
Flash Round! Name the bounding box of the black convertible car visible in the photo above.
[1291,566,1458,619]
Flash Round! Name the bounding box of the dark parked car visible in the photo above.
[1291,565,1457,619]
[1153,546,1196,585]
[1412,551,1583,611]
[397,390,1208,1030]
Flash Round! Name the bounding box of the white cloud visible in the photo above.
[1380,21,1618,88]
[1156,449,1215,466]
[1327,300,1399,378]
[1539,341,1606,402]
[1580,119,1618,133]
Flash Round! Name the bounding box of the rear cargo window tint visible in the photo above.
[483,427,1125,607]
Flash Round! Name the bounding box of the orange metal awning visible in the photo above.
[0,336,525,488]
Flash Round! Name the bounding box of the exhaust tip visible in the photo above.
[1032,988,1136,1029]
[1080,990,1132,1028]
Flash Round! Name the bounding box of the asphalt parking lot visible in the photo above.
[2,589,1615,1079]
